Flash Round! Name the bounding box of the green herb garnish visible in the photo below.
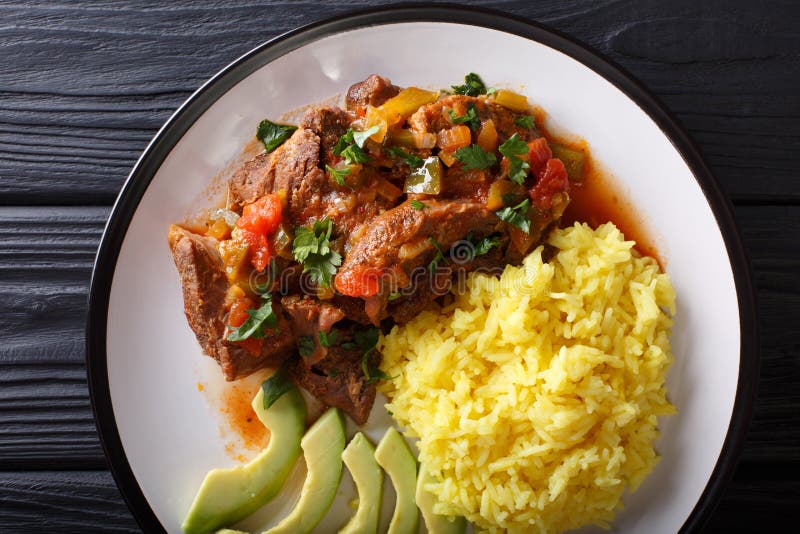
[496,198,531,233]
[334,126,377,165]
[292,217,342,288]
[454,144,497,170]
[256,119,297,153]
[428,237,450,272]
[298,335,316,357]
[345,327,392,384]
[452,72,487,96]
[448,103,480,132]
[226,294,278,341]
[515,115,535,129]
[387,292,402,301]
[318,329,339,348]
[499,133,530,185]
[326,164,350,187]
[410,199,427,210]
[470,232,501,256]
[385,146,424,168]
[260,366,294,410]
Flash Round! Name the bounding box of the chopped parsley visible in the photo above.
[428,237,450,272]
[318,329,339,348]
[298,335,316,357]
[452,72,487,96]
[469,232,501,256]
[260,366,294,410]
[448,103,480,132]
[343,327,391,384]
[496,198,532,233]
[410,199,428,210]
[333,127,376,165]
[226,294,278,342]
[454,144,497,170]
[292,217,342,288]
[385,146,424,168]
[499,133,531,185]
[515,115,536,129]
[256,119,297,153]
[326,164,350,187]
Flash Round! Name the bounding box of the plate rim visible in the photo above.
[86,4,760,533]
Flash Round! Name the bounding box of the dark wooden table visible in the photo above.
[1,1,797,532]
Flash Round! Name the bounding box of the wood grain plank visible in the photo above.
[0,204,796,467]
[0,0,797,204]
[0,470,140,533]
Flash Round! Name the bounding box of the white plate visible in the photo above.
[87,6,758,534]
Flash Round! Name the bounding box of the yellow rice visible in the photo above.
[378,222,676,533]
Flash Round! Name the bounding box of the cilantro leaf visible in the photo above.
[298,335,316,357]
[261,366,294,410]
[428,237,450,272]
[292,217,342,288]
[515,115,535,129]
[385,146,424,168]
[318,329,339,348]
[334,127,375,165]
[226,294,278,341]
[471,233,501,255]
[452,72,487,96]
[256,119,297,153]
[326,164,350,187]
[455,144,497,170]
[499,133,531,185]
[410,199,427,210]
[496,199,532,233]
[353,125,380,147]
[448,103,480,132]
[347,327,393,384]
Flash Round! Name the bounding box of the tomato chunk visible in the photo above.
[237,193,283,236]
[527,138,552,176]
[227,295,263,355]
[530,158,569,211]
[334,266,384,298]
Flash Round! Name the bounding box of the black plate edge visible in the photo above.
[85,4,760,533]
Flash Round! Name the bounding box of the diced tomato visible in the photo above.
[227,295,263,355]
[334,266,384,298]
[530,158,569,211]
[528,138,553,175]
[237,193,283,236]
[235,193,282,271]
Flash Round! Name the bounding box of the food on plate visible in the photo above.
[374,427,420,534]
[262,407,345,534]
[340,432,383,534]
[417,463,466,534]
[168,72,574,425]
[378,222,676,533]
[182,374,306,534]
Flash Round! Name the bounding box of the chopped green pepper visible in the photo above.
[404,156,442,195]
[550,143,586,182]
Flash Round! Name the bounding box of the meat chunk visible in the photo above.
[289,339,378,426]
[335,200,501,323]
[409,95,536,144]
[168,225,294,380]
[298,106,350,162]
[282,294,345,364]
[345,74,400,113]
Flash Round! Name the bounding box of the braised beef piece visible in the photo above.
[282,294,345,364]
[336,199,502,324]
[345,74,400,113]
[168,225,295,380]
[409,95,536,143]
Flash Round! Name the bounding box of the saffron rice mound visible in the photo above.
[378,222,676,534]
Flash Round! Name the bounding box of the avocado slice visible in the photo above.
[182,385,306,534]
[265,407,346,534]
[416,463,466,534]
[339,432,383,534]
[374,427,419,534]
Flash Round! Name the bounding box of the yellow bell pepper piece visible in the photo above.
[493,90,529,113]
[378,87,438,126]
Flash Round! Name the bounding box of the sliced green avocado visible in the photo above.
[265,407,346,534]
[339,432,383,534]
[416,463,466,534]
[182,386,306,534]
[374,427,419,534]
